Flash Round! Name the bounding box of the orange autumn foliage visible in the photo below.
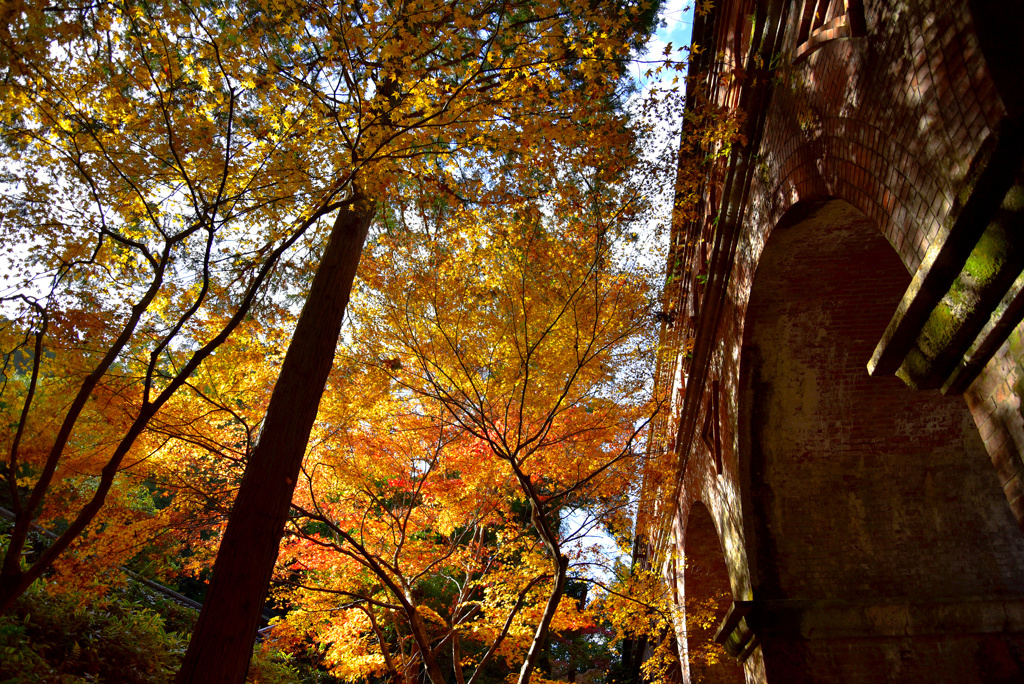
[264,185,671,683]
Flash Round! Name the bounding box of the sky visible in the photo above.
[565,0,697,578]
[631,0,696,146]
[639,0,696,85]
[610,0,698,280]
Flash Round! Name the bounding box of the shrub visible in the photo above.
[0,584,187,683]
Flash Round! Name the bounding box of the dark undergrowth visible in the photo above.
[0,582,324,684]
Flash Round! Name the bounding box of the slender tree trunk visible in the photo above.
[517,552,568,684]
[406,597,449,684]
[176,193,376,684]
[516,498,569,684]
[452,631,466,684]
[0,515,35,611]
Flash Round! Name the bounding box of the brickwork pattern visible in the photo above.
[682,503,746,683]
[739,201,1024,602]
[758,633,1024,684]
[666,1,1024,680]
[964,346,1024,524]
[754,0,1003,274]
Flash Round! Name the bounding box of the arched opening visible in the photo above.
[683,502,745,683]
[738,199,1024,680]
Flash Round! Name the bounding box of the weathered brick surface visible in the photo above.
[753,0,1003,275]
[739,201,1024,601]
[681,503,746,683]
[758,633,1024,684]
[663,0,1024,681]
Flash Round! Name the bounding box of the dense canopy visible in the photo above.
[0,0,723,681]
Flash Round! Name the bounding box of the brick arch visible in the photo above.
[759,115,955,274]
[681,501,745,684]
[654,0,1024,679]
[735,198,1024,680]
[746,0,1009,276]
[753,99,996,278]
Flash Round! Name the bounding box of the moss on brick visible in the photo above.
[1004,184,1024,213]
[916,299,958,360]
[963,223,1009,286]
[898,346,932,389]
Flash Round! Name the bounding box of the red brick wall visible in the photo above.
[666,0,1024,681]
[681,503,746,683]
[964,341,1024,527]
[739,200,1024,599]
[738,200,1024,679]
[753,0,1004,274]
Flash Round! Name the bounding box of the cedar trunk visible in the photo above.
[176,195,375,683]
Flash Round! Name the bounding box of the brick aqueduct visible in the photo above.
[637,0,1024,681]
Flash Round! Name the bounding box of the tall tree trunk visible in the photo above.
[452,631,466,684]
[176,193,376,684]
